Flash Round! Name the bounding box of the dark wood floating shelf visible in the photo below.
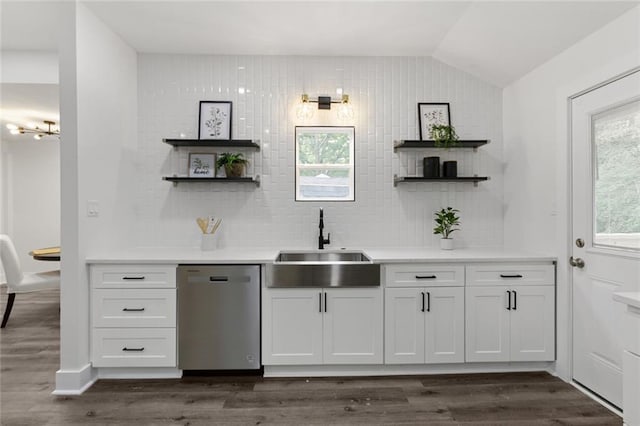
[163,139,260,149]
[394,140,489,151]
[394,175,489,187]
[163,176,260,187]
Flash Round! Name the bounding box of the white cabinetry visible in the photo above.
[384,263,465,364]
[90,264,177,368]
[262,287,383,365]
[614,294,640,426]
[465,263,555,363]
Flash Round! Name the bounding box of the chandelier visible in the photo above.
[6,120,60,140]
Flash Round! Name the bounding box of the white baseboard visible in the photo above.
[97,367,182,379]
[52,363,97,395]
[264,362,555,378]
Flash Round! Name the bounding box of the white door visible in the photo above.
[261,288,323,365]
[509,285,555,362]
[465,286,510,362]
[571,69,640,407]
[384,288,425,364]
[323,288,383,364]
[425,287,465,364]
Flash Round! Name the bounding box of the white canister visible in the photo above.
[201,233,219,251]
[440,238,454,250]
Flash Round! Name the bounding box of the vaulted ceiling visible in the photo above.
[2,1,636,88]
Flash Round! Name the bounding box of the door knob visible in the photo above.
[569,256,585,268]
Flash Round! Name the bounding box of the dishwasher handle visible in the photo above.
[209,276,229,282]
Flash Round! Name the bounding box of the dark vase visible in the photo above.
[423,156,440,178]
[443,161,458,178]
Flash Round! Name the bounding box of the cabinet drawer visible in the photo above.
[385,264,464,287]
[92,289,176,328]
[466,263,554,287]
[91,264,176,288]
[92,328,176,367]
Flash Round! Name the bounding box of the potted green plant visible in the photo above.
[216,153,248,178]
[430,124,459,149]
[433,207,461,250]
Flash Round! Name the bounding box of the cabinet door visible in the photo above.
[465,286,510,362]
[509,285,555,361]
[425,287,465,364]
[385,288,425,364]
[323,288,383,364]
[262,288,323,365]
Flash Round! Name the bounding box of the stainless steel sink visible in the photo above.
[267,250,380,288]
[275,251,371,263]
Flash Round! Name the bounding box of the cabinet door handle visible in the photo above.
[324,292,327,313]
[421,292,425,312]
[122,347,145,352]
[426,292,431,312]
[319,292,322,313]
[512,290,517,310]
[122,307,145,312]
[500,274,523,278]
[506,290,512,310]
[416,275,437,279]
[122,276,146,280]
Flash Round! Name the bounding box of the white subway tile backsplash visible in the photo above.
[134,54,503,249]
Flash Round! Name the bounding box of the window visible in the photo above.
[295,126,355,202]
[592,99,640,250]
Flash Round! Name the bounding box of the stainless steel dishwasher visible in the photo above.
[177,265,260,370]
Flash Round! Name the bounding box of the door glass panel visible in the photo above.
[592,99,640,249]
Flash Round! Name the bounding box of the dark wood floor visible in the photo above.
[1,287,622,425]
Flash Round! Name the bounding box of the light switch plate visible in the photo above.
[87,200,99,217]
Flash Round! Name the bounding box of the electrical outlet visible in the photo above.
[87,200,99,217]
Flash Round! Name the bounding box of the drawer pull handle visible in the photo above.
[122,347,145,352]
[122,308,145,312]
[209,276,229,282]
[416,275,437,279]
[500,274,523,278]
[122,276,146,280]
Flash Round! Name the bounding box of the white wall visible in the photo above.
[1,51,59,84]
[1,138,60,273]
[56,2,137,393]
[133,55,504,250]
[503,6,640,380]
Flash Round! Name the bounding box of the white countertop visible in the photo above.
[85,246,555,264]
[613,292,640,310]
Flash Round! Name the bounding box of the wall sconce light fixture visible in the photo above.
[296,93,353,120]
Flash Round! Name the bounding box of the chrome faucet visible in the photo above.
[318,208,331,250]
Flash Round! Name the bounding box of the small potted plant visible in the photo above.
[433,207,461,250]
[430,124,459,149]
[216,152,248,178]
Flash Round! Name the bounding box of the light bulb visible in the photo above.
[337,95,354,121]
[296,94,314,120]
[10,129,20,135]
[6,123,17,130]
[34,134,43,140]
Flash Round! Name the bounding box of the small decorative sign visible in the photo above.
[188,153,216,177]
[418,103,451,140]
[198,101,232,140]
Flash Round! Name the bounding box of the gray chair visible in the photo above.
[0,234,59,328]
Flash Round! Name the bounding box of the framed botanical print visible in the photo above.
[198,101,232,140]
[418,102,451,140]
